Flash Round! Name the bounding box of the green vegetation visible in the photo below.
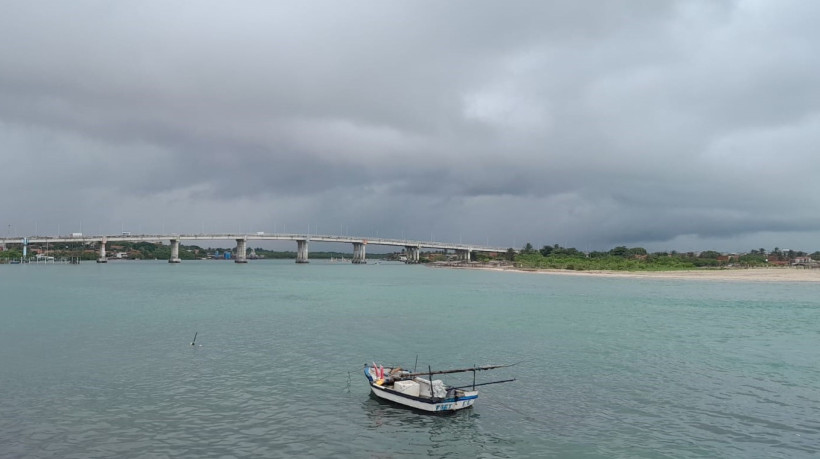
[1,240,397,263]
[0,248,23,261]
[253,249,390,260]
[509,244,802,271]
[123,241,199,260]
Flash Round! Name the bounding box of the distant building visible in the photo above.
[767,256,788,266]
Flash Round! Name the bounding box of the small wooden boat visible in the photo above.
[364,362,514,412]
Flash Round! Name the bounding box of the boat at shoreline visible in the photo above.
[364,362,514,412]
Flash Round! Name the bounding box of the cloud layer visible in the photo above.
[2,1,819,252]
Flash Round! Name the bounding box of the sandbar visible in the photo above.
[433,264,820,282]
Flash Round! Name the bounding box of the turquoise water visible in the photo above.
[1,261,818,458]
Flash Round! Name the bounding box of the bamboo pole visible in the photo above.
[400,363,514,378]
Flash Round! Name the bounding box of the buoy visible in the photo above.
[191,331,198,346]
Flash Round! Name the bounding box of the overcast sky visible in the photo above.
[2,1,819,253]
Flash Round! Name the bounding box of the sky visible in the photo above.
[2,0,820,253]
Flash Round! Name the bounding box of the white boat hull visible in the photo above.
[365,366,478,412]
[369,384,477,412]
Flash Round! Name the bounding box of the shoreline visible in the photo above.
[430,263,820,282]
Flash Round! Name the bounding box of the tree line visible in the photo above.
[505,244,820,271]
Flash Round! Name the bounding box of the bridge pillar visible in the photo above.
[405,246,420,264]
[235,238,248,263]
[296,239,309,263]
[97,237,107,263]
[169,239,181,263]
[352,242,367,264]
[456,249,472,262]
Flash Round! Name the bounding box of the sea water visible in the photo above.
[1,261,818,458]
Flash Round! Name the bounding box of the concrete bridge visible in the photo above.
[0,233,513,264]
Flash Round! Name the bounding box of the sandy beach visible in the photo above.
[437,264,820,282]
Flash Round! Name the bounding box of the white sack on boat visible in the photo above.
[393,380,420,397]
[415,378,447,398]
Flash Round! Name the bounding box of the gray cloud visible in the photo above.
[2,0,819,253]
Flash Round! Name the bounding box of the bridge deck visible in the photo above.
[0,234,511,253]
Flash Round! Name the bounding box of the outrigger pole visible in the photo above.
[451,378,516,390]
[400,363,515,379]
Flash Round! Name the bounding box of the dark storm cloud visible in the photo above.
[2,0,819,252]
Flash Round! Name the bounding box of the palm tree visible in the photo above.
[505,248,516,261]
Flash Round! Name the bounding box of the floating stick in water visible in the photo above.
[191,332,198,346]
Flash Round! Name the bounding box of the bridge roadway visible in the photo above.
[0,233,512,264]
